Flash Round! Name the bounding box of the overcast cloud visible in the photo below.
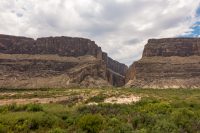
[0,0,200,65]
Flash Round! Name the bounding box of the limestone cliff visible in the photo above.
[126,38,200,89]
[0,34,128,88]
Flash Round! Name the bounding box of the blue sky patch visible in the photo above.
[182,6,200,37]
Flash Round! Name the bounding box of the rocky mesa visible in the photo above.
[0,34,128,88]
[126,38,200,88]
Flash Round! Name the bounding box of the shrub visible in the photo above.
[29,118,40,130]
[57,96,82,107]
[171,108,200,132]
[138,102,171,114]
[48,128,65,133]
[77,114,104,133]
[14,114,56,131]
[65,117,75,127]
[26,104,43,112]
[0,104,28,113]
[78,104,131,116]
[0,104,43,113]
[109,117,121,127]
[39,114,56,128]
[131,113,157,130]
[0,123,8,133]
[86,94,107,103]
[14,118,31,132]
[151,119,178,133]
[135,98,159,107]
[0,106,8,113]
[106,118,133,133]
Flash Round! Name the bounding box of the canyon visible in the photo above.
[1,34,200,89]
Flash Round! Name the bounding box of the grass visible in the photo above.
[0,103,43,113]
[0,88,200,133]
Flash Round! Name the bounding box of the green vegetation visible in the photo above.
[0,103,43,113]
[0,88,200,133]
[85,93,107,103]
[78,114,103,133]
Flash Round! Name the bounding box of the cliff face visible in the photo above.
[143,38,200,57]
[0,35,101,57]
[0,34,127,88]
[126,38,200,89]
[101,52,128,86]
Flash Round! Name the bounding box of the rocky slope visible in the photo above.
[126,38,200,88]
[0,34,128,88]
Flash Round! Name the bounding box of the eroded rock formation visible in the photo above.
[0,34,128,88]
[126,38,200,88]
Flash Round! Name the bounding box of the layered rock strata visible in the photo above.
[126,38,200,88]
[0,34,128,88]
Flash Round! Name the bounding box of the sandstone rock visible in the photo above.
[143,38,200,57]
[126,38,200,89]
[0,34,127,88]
[0,34,101,57]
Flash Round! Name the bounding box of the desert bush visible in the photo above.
[171,108,200,132]
[0,104,28,113]
[64,117,75,127]
[57,96,83,107]
[77,114,104,133]
[105,117,133,133]
[12,113,56,131]
[29,118,40,130]
[151,119,178,133]
[134,97,160,107]
[0,123,8,133]
[14,118,31,132]
[132,113,157,130]
[0,104,43,113]
[85,94,107,103]
[78,104,132,116]
[0,106,8,113]
[26,104,43,112]
[48,128,65,133]
[38,114,56,128]
[137,102,172,114]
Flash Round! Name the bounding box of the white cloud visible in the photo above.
[0,0,199,65]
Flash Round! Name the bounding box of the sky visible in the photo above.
[0,0,200,66]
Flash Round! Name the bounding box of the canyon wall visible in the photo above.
[0,34,128,88]
[126,38,200,88]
